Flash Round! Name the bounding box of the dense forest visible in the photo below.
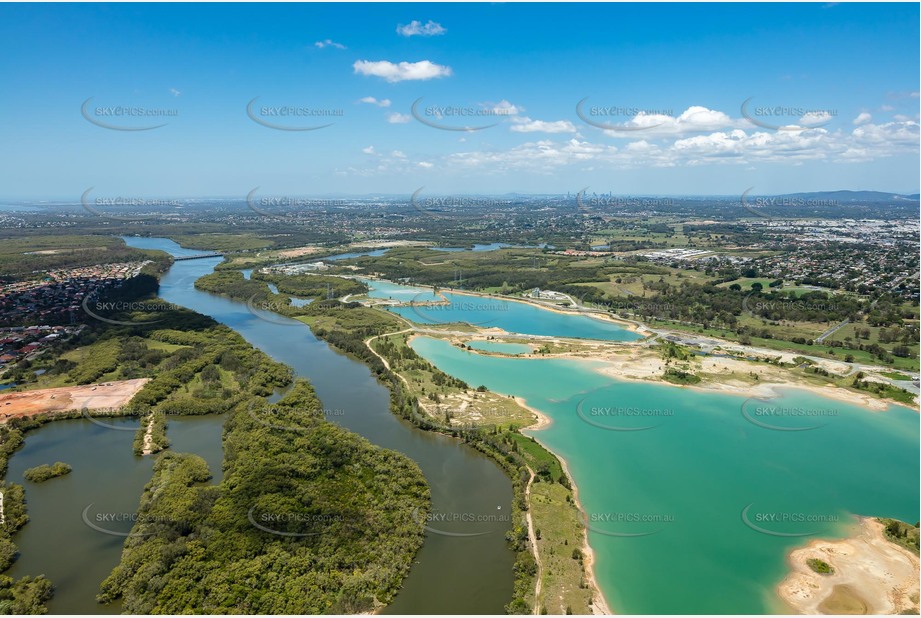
[97,381,430,614]
[294,297,558,614]
[0,304,299,612]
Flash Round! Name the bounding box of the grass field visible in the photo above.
[650,319,919,372]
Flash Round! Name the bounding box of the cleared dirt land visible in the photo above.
[778,517,920,614]
[0,378,149,421]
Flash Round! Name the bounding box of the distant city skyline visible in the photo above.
[1,3,918,199]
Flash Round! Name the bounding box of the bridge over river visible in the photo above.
[172,252,223,261]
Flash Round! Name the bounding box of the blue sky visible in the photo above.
[1,2,918,199]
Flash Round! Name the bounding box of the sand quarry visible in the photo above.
[0,378,149,421]
[778,517,920,614]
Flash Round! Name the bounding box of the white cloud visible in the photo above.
[341,102,918,177]
[448,138,616,173]
[362,146,376,155]
[397,20,446,37]
[511,117,577,134]
[387,112,411,124]
[799,111,834,126]
[353,60,452,82]
[359,96,391,108]
[439,118,919,173]
[601,106,738,138]
[880,105,895,112]
[169,88,181,97]
[851,120,920,146]
[489,100,521,116]
[315,39,346,50]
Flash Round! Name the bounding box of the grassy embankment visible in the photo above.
[291,296,597,615]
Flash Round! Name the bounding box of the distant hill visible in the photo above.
[773,190,920,202]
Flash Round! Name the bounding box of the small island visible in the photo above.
[806,558,835,575]
[22,462,72,483]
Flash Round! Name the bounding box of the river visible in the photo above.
[4,237,515,614]
[124,237,516,614]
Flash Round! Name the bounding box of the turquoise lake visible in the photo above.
[357,277,441,302]
[409,336,920,614]
[383,288,642,341]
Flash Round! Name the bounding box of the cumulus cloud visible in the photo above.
[344,102,918,177]
[397,20,446,37]
[798,111,834,126]
[169,88,181,97]
[353,59,452,82]
[362,146,376,155]
[359,96,391,107]
[851,120,920,146]
[315,39,346,49]
[439,118,919,173]
[511,117,578,134]
[488,100,521,116]
[600,106,738,137]
[387,112,412,124]
[448,138,616,173]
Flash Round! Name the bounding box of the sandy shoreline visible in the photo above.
[582,353,902,413]
[778,517,919,614]
[392,285,915,615]
[514,395,613,615]
[361,274,915,412]
[446,337,911,414]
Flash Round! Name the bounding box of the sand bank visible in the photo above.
[778,517,919,614]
